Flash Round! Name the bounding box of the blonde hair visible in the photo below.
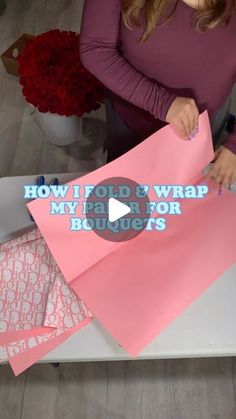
[121,0,236,42]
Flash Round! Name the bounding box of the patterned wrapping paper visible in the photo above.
[0,228,92,375]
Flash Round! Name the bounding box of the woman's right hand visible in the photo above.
[165,97,199,141]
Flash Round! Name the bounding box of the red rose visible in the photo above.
[18,29,105,117]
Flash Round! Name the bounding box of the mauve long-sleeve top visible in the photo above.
[79,0,236,153]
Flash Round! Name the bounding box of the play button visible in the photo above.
[108,198,131,223]
[85,177,150,242]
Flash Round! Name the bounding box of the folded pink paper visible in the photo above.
[8,319,90,376]
[71,184,236,355]
[28,110,236,355]
[28,110,213,282]
[0,228,92,375]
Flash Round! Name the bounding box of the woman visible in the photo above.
[80,0,236,189]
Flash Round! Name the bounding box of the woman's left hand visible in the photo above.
[206,146,236,189]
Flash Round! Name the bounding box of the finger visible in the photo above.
[207,165,220,181]
[175,118,189,140]
[210,169,223,185]
[221,172,233,189]
[182,113,192,139]
[215,171,224,185]
[185,104,195,137]
[187,101,198,137]
[189,104,197,138]
[208,170,224,186]
[189,106,200,139]
[192,103,199,134]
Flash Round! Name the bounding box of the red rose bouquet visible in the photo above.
[18,29,105,117]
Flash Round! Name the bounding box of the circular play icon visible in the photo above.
[85,177,150,242]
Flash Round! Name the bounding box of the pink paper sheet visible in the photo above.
[71,184,236,355]
[28,111,213,282]
[0,229,92,375]
[27,111,236,355]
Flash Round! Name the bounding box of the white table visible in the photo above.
[0,173,83,244]
[41,263,236,363]
[1,175,236,364]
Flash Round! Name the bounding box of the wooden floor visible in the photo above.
[1,358,236,419]
[1,1,236,418]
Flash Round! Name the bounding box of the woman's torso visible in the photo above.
[110,0,236,138]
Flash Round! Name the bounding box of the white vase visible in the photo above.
[35,111,83,146]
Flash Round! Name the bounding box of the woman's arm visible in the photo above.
[79,0,177,122]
